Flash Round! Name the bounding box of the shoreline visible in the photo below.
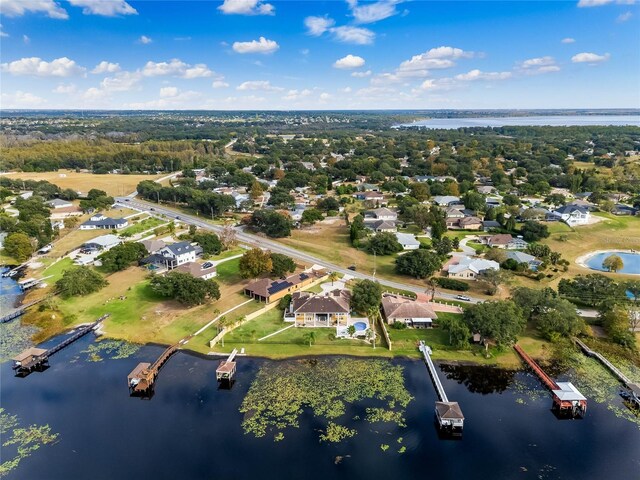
[575,249,640,275]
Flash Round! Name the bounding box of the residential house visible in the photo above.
[365,220,397,233]
[81,234,121,252]
[445,208,465,228]
[395,233,420,250]
[504,250,541,269]
[80,214,128,230]
[354,191,384,202]
[476,186,495,195]
[612,204,638,216]
[551,205,591,226]
[446,256,500,280]
[482,220,501,231]
[365,207,398,221]
[284,289,351,327]
[174,261,217,280]
[142,241,198,270]
[140,239,167,254]
[485,197,501,209]
[244,270,325,304]
[381,294,438,328]
[433,195,460,206]
[485,234,514,248]
[46,198,73,209]
[457,216,483,230]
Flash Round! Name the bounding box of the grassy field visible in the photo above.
[120,216,165,236]
[2,170,163,197]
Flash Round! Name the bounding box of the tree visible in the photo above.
[351,279,382,314]
[520,221,550,242]
[367,232,403,255]
[303,331,316,346]
[439,316,470,349]
[3,232,34,262]
[602,254,624,273]
[98,242,147,272]
[432,237,453,256]
[328,271,340,285]
[270,253,296,277]
[301,208,324,225]
[56,267,108,298]
[219,225,237,250]
[150,271,220,306]
[463,191,485,212]
[87,189,107,200]
[193,232,223,255]
[410,182,430,201]
[478,268,508,295]
[63,216,79,229]
[601,306,637,349]
[395,249,442,279]
[249,180,264,200]
[347,325,356,337]
[250,210,292,238]
[463,300,525,347]
[536,298,585,341]
[316,197,340,212]
[558,274,626,308]
[239,248,273,279]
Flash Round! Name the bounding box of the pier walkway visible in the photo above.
[1,296,53,324]
[514,344,587,417]
[418,341,464,433]
[574,338,640,408]
[128,344,178,395]
[12,315,108,374]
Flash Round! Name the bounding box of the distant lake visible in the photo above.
[396,115,640,129]
[585,251,640,275]
[2,335,640,480]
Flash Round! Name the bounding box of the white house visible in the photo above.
[80,214,128,230]
[551,205,591,226]
[365,207,398,221]
[395,233,420,250]
[82,234,121,252]
[433,195,460,206]
[46,198,73,209]
[446,256,500,280]
[156,241,197,268]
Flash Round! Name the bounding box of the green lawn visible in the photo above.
[216,257,241,283]
[41,258,74,283]
[120,216,165,236]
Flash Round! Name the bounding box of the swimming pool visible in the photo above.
[353,321,367,331]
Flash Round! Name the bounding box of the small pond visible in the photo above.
[583,251,640,275]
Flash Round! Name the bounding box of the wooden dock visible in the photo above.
[216,349,238,383]
[11,314,108,375]
[1,296,54,324]
[574,338,640,409]
[128,344,178,395]
[514,344,587,417]
[418,341,464,433]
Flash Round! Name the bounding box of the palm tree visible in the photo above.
[304,331,316,346]
[365,328,376,349]
[328,271,340,286]
[347,325,356,337]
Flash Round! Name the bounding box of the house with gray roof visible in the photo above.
[46,198,73,209]
[504,250,541,269]
[395,233,420,250]
[551,204,591,226]
[446,256,500,280]
[80,214,128,230]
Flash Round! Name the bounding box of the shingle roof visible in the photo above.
[140,239,166,254]
[81,216,127,228]
[435,401,464,419]
[83,234,120,248]
[163,241,196,256]
[292,289,350,314]
[488,234,513,245]
[448,256,499,275]
[175,261,216,278]
[554,205,588,215]
[381,295,438,320]
[245,271,321,298]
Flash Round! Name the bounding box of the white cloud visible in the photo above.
[0,24,7,37]
[351,69,372,77]
[232,36,279,54]
[1,90,47,108]
[454,69,512,81]
[0,0,68,19]
[283,88,312,101]
[319,92,331,102]
[100,71,141,92]
[334,54,366,69]
[218,0,274,15]
[237,80,283,91]
[577,0,636,6]
[1,56,85,77]
[160,86,179,98]
[341,87,353,93]
[561,37,576,43]
[304,15,335,36]
[138,35,152,44]
[68,0,137,16]
[52,83,77,94]
[617,11,633,22]
[212,80,230,88]
[571,52,610,63]
[330,26,375,45]
[518,56,560,74]
[349,0,403,24]
[91,61,121,74]
[397,46,474,76]
[141,59,215,78]
[23,34,30,44]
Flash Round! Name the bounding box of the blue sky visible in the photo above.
[1,0,639,109]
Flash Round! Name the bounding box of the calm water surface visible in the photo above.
[1,336,639,480]
[585,251,640,275]
[397,115,640,129]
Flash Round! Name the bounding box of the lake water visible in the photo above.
[2,336,639,480]
[585,251,640,275]
[396,115,640,129]
[0,267,22,313]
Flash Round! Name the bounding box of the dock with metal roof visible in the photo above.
[418,341,464,434]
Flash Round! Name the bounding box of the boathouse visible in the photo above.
[12,347,48,373]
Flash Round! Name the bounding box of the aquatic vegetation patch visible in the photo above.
[79,340,140,362]
[0,408,59,477]
[0,322,40,364]
[240,358,412,442]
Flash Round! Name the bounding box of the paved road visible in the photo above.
[116,196,480,304]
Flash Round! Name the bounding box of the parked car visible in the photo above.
[202,262,213,268]
[455,295,471,301]
[348,265,357,271]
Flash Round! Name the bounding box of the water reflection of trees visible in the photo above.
[439,364,517,394]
